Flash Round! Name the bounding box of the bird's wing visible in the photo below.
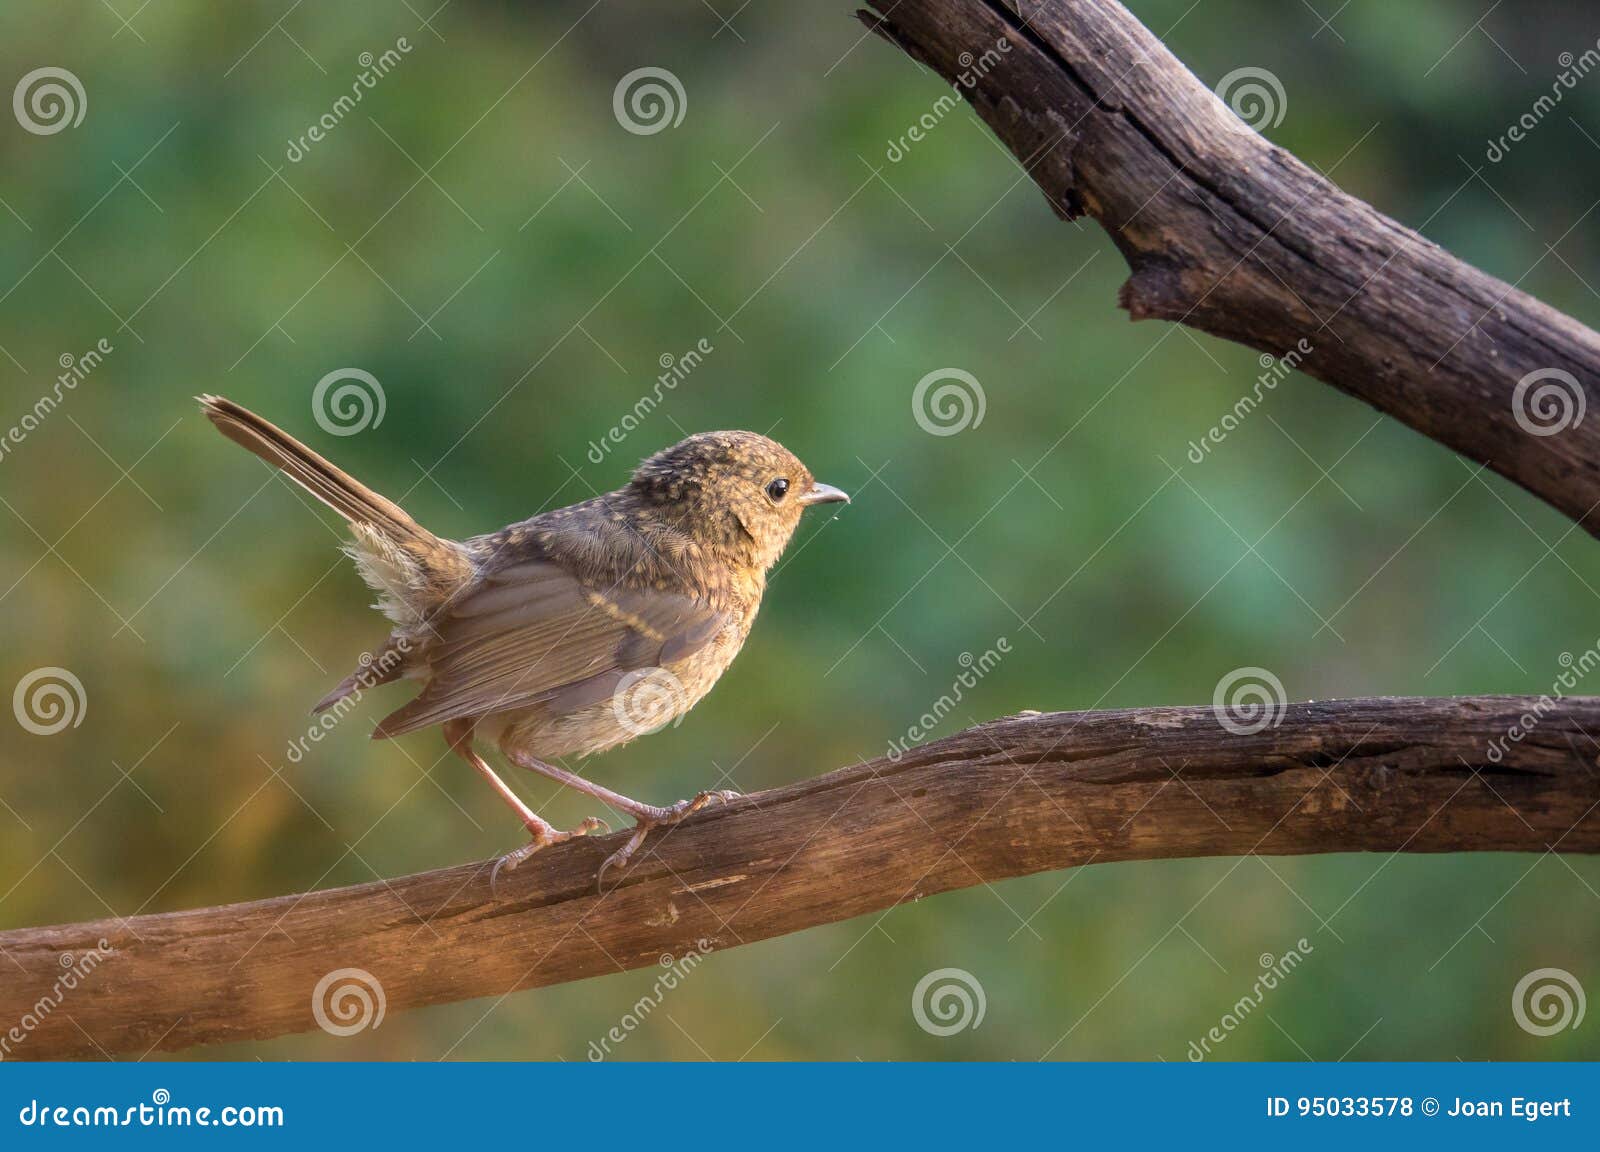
[372,558,726,739]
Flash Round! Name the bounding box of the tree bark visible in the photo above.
[1,696,1596,1059]
[860,0,1600,533]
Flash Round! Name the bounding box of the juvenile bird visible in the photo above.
[198,396,848,888]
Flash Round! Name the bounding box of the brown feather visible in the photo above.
[371,558,726,738]
[202,401,838,767]
[198,395,431,549]
[197,395,473,712]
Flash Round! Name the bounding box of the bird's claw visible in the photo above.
[597,824,652,893]
[684,788,742,814]
[489,841,542,898]
[595,788,743,891]
[489,816,611,899]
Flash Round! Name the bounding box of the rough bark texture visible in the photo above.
[861,0,1600,533]
[2,696,1597,1059]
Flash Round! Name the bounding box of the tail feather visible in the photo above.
[311,639,410,714]
[198,394,429,548]
[199,394,471,631]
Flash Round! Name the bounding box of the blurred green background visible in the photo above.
[2,0,1598,1061]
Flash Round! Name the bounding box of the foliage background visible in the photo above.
[1,0,1598,1060]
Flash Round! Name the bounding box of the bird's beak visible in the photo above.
[799,481,850,507]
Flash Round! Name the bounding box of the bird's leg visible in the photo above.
[503,749,739,884]
[443,722,607,895]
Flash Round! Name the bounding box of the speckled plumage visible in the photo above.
[371,429,821,755]
[199,397,847,885]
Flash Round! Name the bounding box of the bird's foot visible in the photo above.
[659,788,742,823]
[490,815,610,898]
[597,789,742,890]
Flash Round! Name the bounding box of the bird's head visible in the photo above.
[629,430,848,571]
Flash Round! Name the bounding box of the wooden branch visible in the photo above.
[2,696,1597,1058]
[861,0,1600,534]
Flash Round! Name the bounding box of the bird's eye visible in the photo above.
[766,478,790,502]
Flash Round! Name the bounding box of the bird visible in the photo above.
[197,395,849,890]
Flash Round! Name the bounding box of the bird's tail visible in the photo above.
[198,394,472,628]
[200,394,430,545]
